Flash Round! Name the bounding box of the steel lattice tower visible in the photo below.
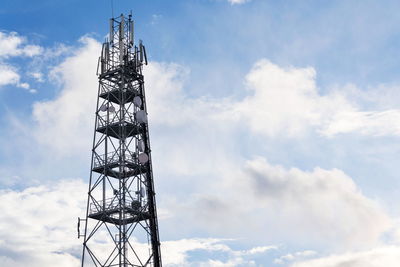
[79,13,162,267]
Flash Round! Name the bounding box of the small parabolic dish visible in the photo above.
[135,110,148,123]
[138,153,149,164]
[109,106,116,113]
[100,105,107,112]
[133,96,142,107]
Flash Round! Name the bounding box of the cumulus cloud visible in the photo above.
[0,32,42,58]
[10,35,400,266]
[0,32,43,92]
[291,246,400,267]
[0,63,35,92]
[25,38,395,246]
[32,37,100,156]
[234,59,400,138]
[0,179,85,266]
[145,59,400,139]
[0,178,275,267]
[28,38,400,163]
[186,158,392,248]
[0,64,20,87]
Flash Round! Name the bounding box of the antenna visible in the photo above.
[135,110,148,124]
[140,187,145,197]
[138,140,145,152]
[129,17,134,47]
[143,45,148,65]
[133,96,142,107]
[109,18,114,44]
[139,40,144,63]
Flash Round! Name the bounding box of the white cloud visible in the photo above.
[0,32,42,58]
[0,179,85,267]
[274,250,317,264]
[0,178,275,267]
[32,36,100,156]
[10,36,399,265]
[0,64,20,86]
[145,59,400,140]
[291,246,400,267]
[0,63,34,91]
[228,0,251,5]
[320,109,400,137]
[0,32,43,92]
[234,59,400,138]
[235,60,327,137]
[182,157,392,249]
[28,39,400,162]
[162,238,275,266]
[28,71,44,82]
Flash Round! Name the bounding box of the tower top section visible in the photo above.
[99,13,147,76]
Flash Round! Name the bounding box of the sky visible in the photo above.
[1,0,400,266]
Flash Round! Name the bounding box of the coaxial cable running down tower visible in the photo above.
[79,13,162,267]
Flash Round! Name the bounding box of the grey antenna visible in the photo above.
[135,110,148,124]
[139,40,144,63]
[138,140,145,152]
[142,44,148,65]
[108,106,116,113]
[100,104,107,112]
[133,96,142,107]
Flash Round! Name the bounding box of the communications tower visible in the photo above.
[79,13,162,267]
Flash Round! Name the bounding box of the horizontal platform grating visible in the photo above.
[96,122,144,138]
[89,207,151,225]
[99,68,144,83]
[99,89,138,105]
[92,163,148,178]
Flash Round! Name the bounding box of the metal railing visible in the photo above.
[97,111,135,128]
[93,151,138,169]
[89,196,146,216]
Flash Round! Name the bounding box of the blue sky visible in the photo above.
[2,0,400,266]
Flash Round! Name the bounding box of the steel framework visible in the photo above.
[79,13,162,267]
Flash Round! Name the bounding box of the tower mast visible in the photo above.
[80,13,162,267]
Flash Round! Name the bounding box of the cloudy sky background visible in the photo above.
[2,0,400,266]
